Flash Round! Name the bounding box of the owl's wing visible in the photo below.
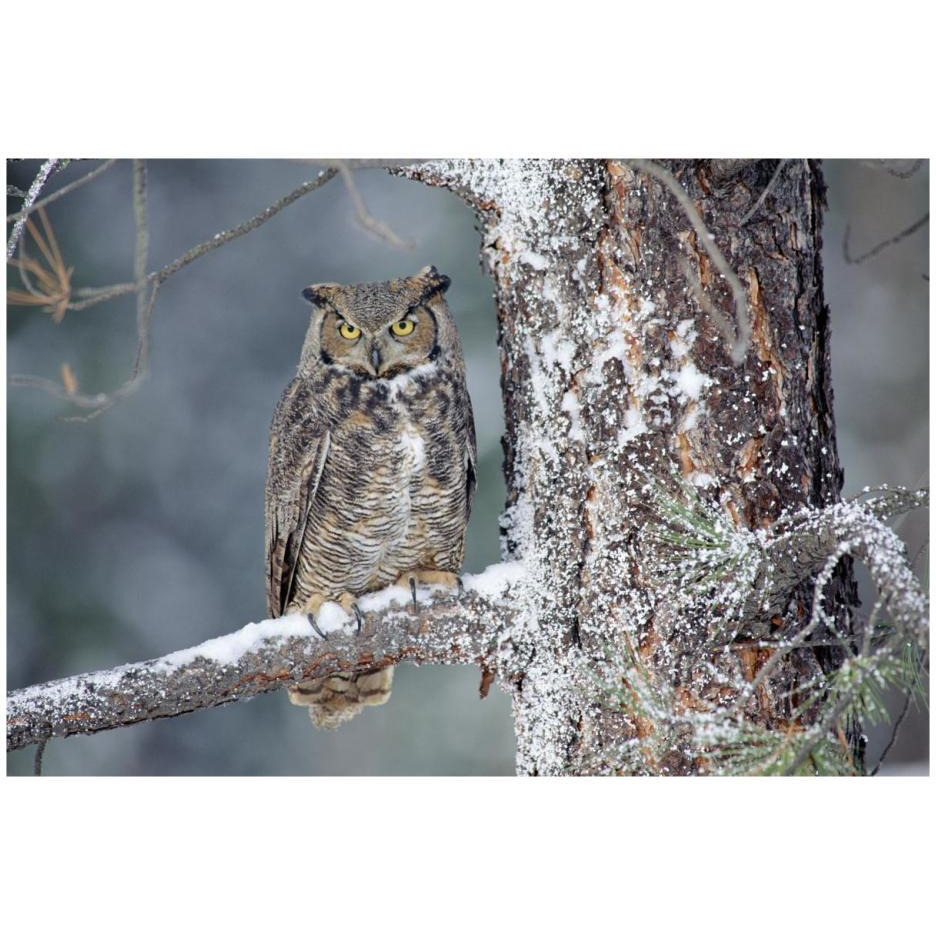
[463,385,478,522]
[265,380,331,618]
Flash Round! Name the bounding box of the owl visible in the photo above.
[265,266,477,729]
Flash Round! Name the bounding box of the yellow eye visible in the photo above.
[338,322,361,340]
[391,319,415,337]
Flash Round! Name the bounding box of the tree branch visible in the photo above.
[6,159,118,224]
[336,161,413,248]
[843,212,929,265]
[7,570,523,752]
[9,168,340,412]
[7,158,60,258]
[149,168,339,286]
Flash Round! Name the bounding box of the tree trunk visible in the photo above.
[406,159,855,775]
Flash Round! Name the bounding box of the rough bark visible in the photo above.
[402,158,858,775]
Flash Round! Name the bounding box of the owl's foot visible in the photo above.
[302,594,328,639]
[303,592,362,638]
[394,569,462,610]
[337,592,364,634]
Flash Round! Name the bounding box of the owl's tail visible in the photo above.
[287,666,394,729]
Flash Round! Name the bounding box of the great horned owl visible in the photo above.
[265,266,477,729]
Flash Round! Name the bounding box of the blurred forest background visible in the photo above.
[5,159,929,776]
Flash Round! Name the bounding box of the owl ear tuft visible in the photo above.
[302,284,338,307]
[418,265,451,297]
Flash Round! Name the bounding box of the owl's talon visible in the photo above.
[307,613,328,641]
[353,604,364,633]
[456,575,465,598]
[409,576,418,609]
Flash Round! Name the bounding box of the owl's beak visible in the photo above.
[369,343,382,375]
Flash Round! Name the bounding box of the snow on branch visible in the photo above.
[649,478,929,646]
[7,564,525,752]
[607,480,928,776]
[6,158,60,258]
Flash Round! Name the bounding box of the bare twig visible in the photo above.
[10,169,341,412]
[6,159,118,224]
[844,213,929,265]
[7,158,60,258]
[34,736,49,775]
[7,580,517,751]
[131,159,150,369]
[151,168,339,285]
[68,282,136,311]
[298,158,427,171]
[629,159,750,363]
[869,688,914,776]
[859,159,924,180]
[738,159,788,226]
[65,168,341,313]
[336,162,412,248]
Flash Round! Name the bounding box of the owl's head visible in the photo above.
[298,266,460,379]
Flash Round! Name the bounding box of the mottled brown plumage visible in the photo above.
[265,266,477,728]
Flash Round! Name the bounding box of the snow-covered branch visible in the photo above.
[7,565,524,752]
[651,482,928,646]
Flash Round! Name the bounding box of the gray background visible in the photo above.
[6,159,928,775]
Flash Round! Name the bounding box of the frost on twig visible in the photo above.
[7,564,524,752]
[6,159,117,225]
[6,158,60,258]
[646,475,928,646]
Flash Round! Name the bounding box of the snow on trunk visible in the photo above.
[406,159,856,775]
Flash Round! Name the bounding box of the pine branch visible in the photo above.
[7,575,521,752]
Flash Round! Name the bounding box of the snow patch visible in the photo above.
[356,584,412,614]
[561,390,585,442]
[157,613,323,669]
[540,328,576,373]
[618,408,648,443]
[462,561,527,598]
[672,362,711,401]
[519,250,549,271]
